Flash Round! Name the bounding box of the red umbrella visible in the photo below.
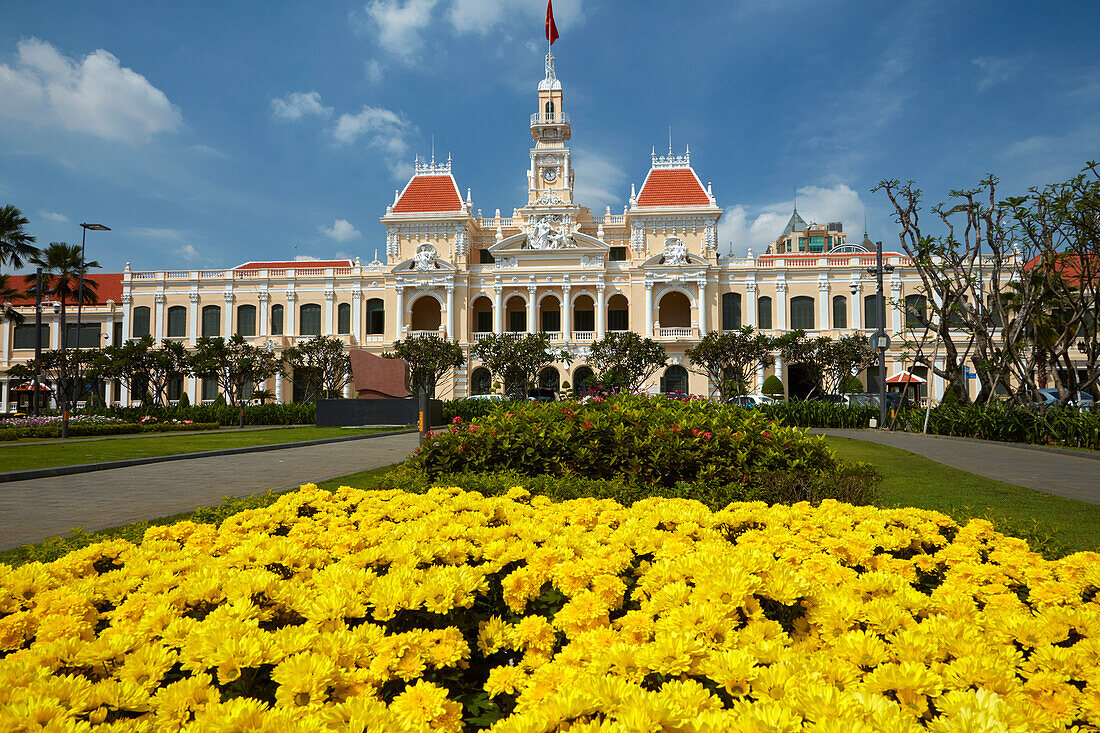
[885,371,925,384]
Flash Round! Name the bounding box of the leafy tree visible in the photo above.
[94,336,191,406]
[24,243,101,426]
[282,336,352,402]
[587,331,666,393]
[383,334,464,397]
[0,274,25,325]
[189,334,281,425]
[820,335,877,395]
[29,348,98,408]
[0,204,39,269]
[471,333,568,400]
[685,327,773,402]
[839,374,865,393]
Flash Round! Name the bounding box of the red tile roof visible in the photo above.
[393,175,463,213]
[6,273,123,306]
[636,168,711,207]
[234,259,353,270]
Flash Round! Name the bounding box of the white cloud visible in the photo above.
[38,210,69,223]
[365,59,385,83]
[271,90,332,121]
[294,254,323,261]
[972,55,1025,92]
[0,38,181,143]
[571,147,627,210]
[719,184,868,257]
[447,0,584,35]
[177,243,200,262]
[361,0,437,60]
[131,227,186,242]
[333,105,416,180]
[320,219,361,241]
[191,143,226,157]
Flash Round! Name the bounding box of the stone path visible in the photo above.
[812,428,1100,504]
[0,433,419,549]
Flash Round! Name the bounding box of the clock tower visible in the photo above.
[527,51,574,207]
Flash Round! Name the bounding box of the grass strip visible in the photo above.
[823,435,1100,557]
[0,426,404,472]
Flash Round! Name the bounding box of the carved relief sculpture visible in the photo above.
[525,215,575,249]
[663,237,689,265]
[413,243,438,271]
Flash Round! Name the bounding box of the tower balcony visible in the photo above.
[530,112,570,127]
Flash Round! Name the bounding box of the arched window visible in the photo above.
[722,293,741,331]
[270,304,284,335]
[167,306,186,338]
[864,294,883,330]
[300,303,322,336]
[409,297,441,332]
[201,305,221,337]
[470,296,492,335]
[337,303,351,334]
[544,100,554,119]
[471,367,492,395]
[132,306,151,338]
[573,366,595,395]
[661,365,689,394]
[573,294,595,332]
[539,367,560,392]
[790,296,815,330]
[366,298,384,335]
[657,291,691,328]
[904,295,928,328]
[758,296,773,330]
[236,304,256,336]
[539,295,561,333]
[832,295,848,329]
[607,294,629,331]
[504,295,526,333]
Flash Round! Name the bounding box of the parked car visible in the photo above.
[1036,388,1094,408]
[730,394,776,407]
[527,388,557,403]
[845,392,904,409]
[465,394,504,402]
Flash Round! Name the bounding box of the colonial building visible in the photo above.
[2,51,951,409]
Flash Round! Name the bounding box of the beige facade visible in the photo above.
[1,52,967,408]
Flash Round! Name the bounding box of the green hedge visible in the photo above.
[896,403,1100,450]
[0,422,221,441]
[414,395,856,494]
[442,398,521,423]
[760,401,879,428]
[81,402,316,426]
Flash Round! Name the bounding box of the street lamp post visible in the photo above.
[63,222,110,438]
[867,241,895,428]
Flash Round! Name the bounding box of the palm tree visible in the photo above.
[0,274,25,325]
[0,204,39,269]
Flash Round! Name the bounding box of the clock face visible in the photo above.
[541,167,558,183]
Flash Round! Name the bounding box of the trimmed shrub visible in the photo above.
[761,374,783,395]
[839,374,864,393]
[0,422,220,441]
[413,395,862,497]
[761,401,878,428]
[81,402,315,426]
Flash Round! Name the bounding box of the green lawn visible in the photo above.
[823,435,1100,556]
[0,426,410,472]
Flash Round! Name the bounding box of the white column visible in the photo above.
[186,376,197,405]
[258,292,269,336]
[1,318,9,367]
[343,381,352,398]
[324,289,335,336]
[275,372,284,402]
[351,288,362,343]
[1,377,9,413]
[121,294,132,344]
[120,378,130,406]
[891,279,903,334]
[746,282,757,328]
[188,292,199,346]
[756,362,765,393]
[445,285,456,339]
[775,355,784,385]
[493,286,503,335]
[50,312,60,349]
[154,294,165,342]
[527,286,537,333]
[562,285,571,340]
[776,282,788,331]
[596,284,607,339]
[644,282,654,337]
[851,282,862,330]
[695,280,706,335]
[286,292,297,338]
[393,287,404,339]
[818,279,830,330]
[223,292,234,337]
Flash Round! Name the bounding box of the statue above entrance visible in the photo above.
[526,215,575,250]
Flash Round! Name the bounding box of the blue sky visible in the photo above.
[2,1,1097,272]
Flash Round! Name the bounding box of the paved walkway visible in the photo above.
[0,433,419,549]
[812,429,1100,504]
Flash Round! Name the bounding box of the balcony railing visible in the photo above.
[658,327,693,338]
[530,113,570,126]
[573,331,595,341]
[409,330,444,338]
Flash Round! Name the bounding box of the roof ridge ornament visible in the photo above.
[652,147,691,169]
[414,155,452,175]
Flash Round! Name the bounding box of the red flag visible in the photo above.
[545,0,559,45]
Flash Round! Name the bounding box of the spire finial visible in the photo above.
[793,185,798,213]
[863,209,868,238]
[668,126,672,156]
[431,135,435,165]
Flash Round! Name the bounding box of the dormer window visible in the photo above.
[545,100,554,120]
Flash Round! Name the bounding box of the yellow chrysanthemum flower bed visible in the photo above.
[2,484,1099,732]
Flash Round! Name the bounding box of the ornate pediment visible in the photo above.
[392,244,458,274]
[639,237,709,268]
[489,229,610,254]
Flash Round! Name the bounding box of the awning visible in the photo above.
[11,382,53,392]
[885,371,925,384]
